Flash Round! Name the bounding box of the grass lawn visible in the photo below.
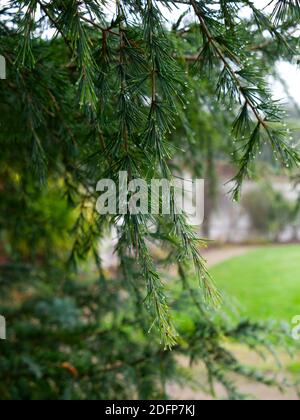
[211,245,300,322]
[169,245,300,399]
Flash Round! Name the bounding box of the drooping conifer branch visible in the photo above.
[7,0,300,347]
[190,0,300,198]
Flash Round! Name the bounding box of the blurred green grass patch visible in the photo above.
[211,245,300,322]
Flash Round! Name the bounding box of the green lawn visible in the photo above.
[211,245,300,321]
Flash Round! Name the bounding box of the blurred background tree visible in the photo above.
[0,0,300,400]
[242,182,297,242]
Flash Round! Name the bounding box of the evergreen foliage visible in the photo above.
[0,0,299,399]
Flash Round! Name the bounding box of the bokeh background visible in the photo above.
[1,0,300,400]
